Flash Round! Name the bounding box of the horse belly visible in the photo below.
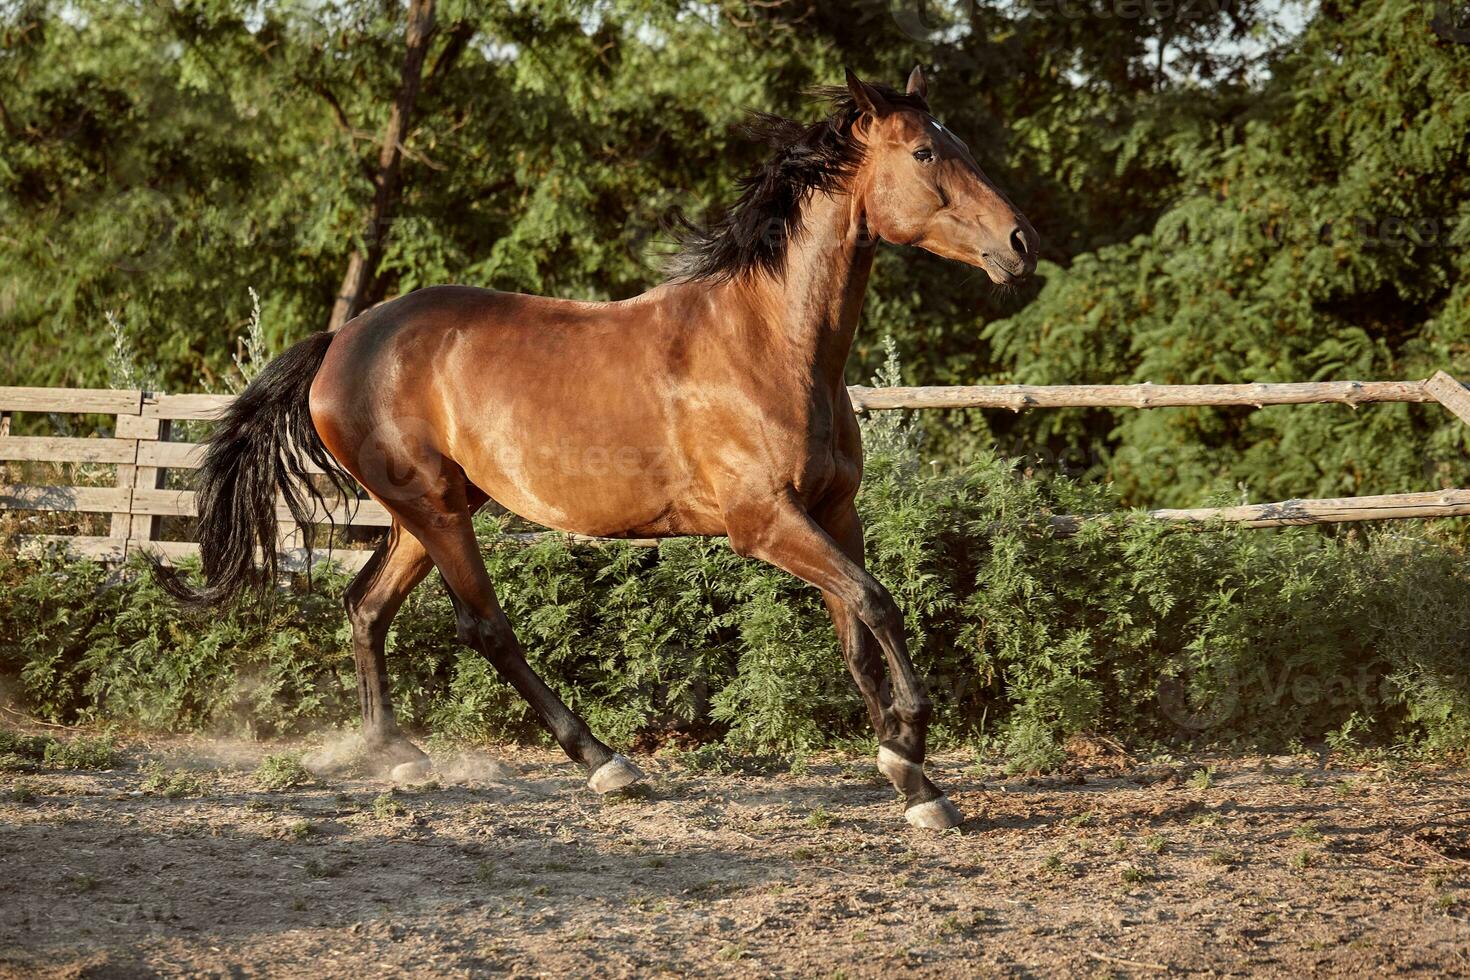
[453,422,712,538]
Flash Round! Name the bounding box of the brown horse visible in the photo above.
[163,67,1037,830]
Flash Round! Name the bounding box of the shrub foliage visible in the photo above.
[3,403,1467,762]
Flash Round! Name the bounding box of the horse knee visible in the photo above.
[893,696,933,730]
[453,605,483,647]
[453,605,514,659]
[345,590,389,643]
[855,582,901,637]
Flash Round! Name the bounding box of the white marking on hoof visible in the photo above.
[587,754,644,794]
[877,745,922,784]
[389,759,433,784]
[905,796,963,831]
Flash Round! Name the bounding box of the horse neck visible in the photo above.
[743,187,875,391]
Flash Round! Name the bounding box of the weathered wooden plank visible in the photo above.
[114,414,162,440]
[126,417,171,544]
[18,535,129,561]
[280,547,376,572]
[109,487,135,539]
[133,539,376,572]
[846,379,1442,412]
[113,411,155,540]
[133,440,334,473]
[0,484,133,513]
[143,393,234,420]
[131,539,198,559]
[110,426,141,540]
[1047,489,1470,535]
[0,412,10,485]
[3,377,1464,421]
[0,387,143,415]
[9,378,1460,420]
[129,488,393,526]
[302,497,392,527]
[0,436,137,464]
[136,441,206,469]
[129,488,204,518]
[305,498,391,526]
[1427,371,1470,428]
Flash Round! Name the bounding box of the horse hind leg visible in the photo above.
[342,521,435,779]
[388,497,643,794]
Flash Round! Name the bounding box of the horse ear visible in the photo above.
[906,65,928,102]
[845,67,889,116]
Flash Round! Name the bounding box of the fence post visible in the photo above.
[1427,371,1470,429]
[279,516,303,569]
[111,402,146,546]
[115,393,169,557]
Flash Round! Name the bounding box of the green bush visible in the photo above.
[253,753,313,791]
[2,403,1468,764]
[0,731,116,771]
[139,761,210,798]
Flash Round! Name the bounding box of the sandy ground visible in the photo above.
[2,733,1469,978]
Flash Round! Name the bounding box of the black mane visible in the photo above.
[666,83,927,283]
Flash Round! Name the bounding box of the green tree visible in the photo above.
[980,0,1470,504]
[1,0,1464,510]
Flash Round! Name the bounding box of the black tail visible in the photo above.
[152,332,356,606]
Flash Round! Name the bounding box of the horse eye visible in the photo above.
[913,147,934,163]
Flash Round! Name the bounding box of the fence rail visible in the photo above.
[846,376,1467,412]
[1,372,1468,571]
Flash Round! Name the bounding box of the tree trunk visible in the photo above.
[328,0,437,331]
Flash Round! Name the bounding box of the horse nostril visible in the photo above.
[1009,226,1029,259]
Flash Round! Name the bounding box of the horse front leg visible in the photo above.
[730,496,960,830]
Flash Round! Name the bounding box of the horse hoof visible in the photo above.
[905,796,963,831]
[363,735,429,777]
[389,759,433,783]
[587,754,644,794]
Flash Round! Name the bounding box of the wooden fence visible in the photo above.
[2,372,1468,572]
[0,389,391,572]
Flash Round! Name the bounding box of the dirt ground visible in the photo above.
[2,733,1469,979]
